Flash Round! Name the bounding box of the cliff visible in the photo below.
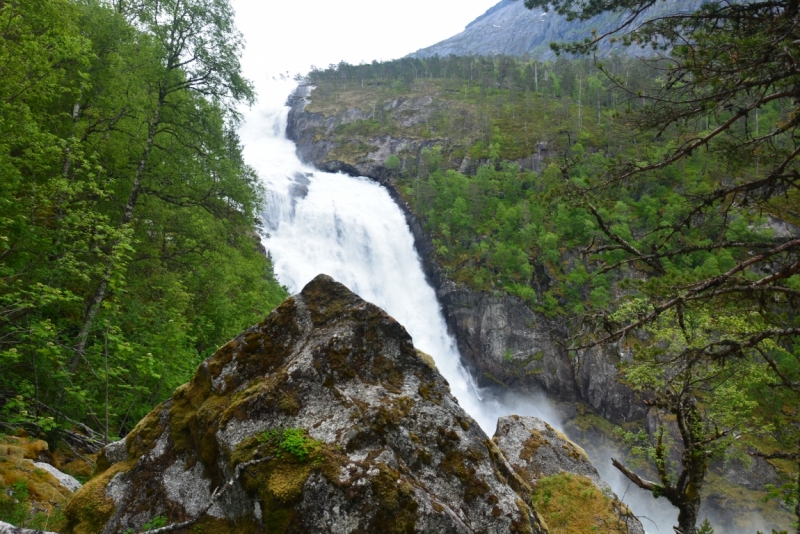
[60,275,642,533]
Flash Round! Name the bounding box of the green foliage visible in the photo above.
[697,519,714,534]
[307,52,800,531]
[257,428,322,463]
[0,0,287,440]
[0,481,30,525]
[142,516,168,530]
[385,154,401,171]
[123,515,167,534]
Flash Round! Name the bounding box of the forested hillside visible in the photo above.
[0,0,286,449]
[305,55,783,315]
[298,49,800,532]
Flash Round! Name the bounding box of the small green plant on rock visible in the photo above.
[257,428,321,462]
[0,480,30,526]
[386,154,401,172]
[122,515,167,534]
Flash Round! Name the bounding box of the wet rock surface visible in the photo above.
[63,275,551,534]
[286,86,441,183]
[493,415,644,534]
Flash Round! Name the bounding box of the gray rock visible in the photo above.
[64,275,548,534]
[286,87,441,186]
[493,415,645,534]
[409,0,700,60]
[32,462,82,493]
[766,215,800,239]
[102,439,128,466]
[0,520,56,534]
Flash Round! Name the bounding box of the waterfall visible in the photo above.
[239,80,557,434]
[239,80,680,533]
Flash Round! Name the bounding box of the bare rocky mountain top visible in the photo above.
[409,0,699,60]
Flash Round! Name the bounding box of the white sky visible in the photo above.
[232,0,498,83]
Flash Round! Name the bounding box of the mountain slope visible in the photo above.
[410,0,697,59]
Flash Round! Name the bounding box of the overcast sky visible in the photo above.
[232,0,498,84]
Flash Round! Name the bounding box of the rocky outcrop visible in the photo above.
[63,275,553,534]
[494,415,644,534]
[286,86,646,426]
[287,87,443,181]
[31,462,81,493]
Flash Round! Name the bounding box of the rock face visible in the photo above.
[0,520,54,534]
[32,462,82,493]
[409,0,699,60]
[63,275,551,534]
[493,416,644,534]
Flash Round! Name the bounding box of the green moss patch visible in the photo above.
[368,464,419,533]
[229,427,346,534]
[0,435,75,529]
[531,472,629,533]
[520,430,547,462]
[439,448,490,502]
[63,460,135,534]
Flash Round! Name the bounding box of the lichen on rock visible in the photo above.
[63,274,549,533]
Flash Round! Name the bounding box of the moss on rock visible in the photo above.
[531,473,627,534]
[0,435,78,528]
[62,460,134,534]
[60,275,551,534]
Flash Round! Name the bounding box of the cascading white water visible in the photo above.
[239,80,558,434]
[240,80,686,533]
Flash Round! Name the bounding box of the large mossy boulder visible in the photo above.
[63,275,549,534]
[493,416,644,534]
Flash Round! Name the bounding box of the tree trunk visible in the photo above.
[672,395,706,534]
[675,500,700,534]
[61,102,81,178]
[69,106,161,373]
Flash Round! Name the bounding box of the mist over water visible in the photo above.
[239,80,687,533]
